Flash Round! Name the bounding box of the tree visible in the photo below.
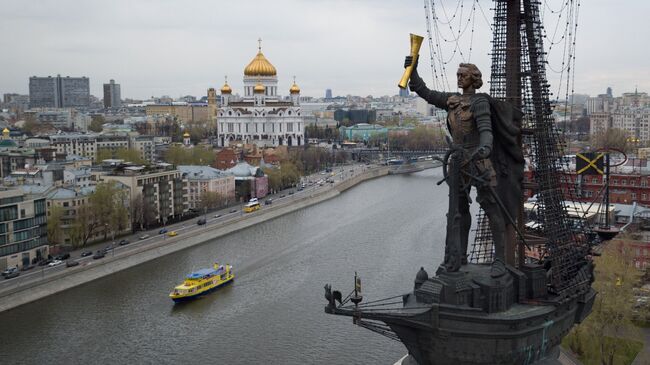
[115,148,146,165]
[69,205,99,247]
[592,128,629,152]
[89,115,105,133]
[47,205,65,246]
[198,191,225,212]
[96,148,113,163]
[164,145,215,165]
[564,243,642,364]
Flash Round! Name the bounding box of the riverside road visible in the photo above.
[0,167,448,365]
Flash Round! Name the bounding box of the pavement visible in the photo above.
[631,327,650,365]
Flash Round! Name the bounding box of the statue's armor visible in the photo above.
[448,95,479,148]
[447,95,497,188]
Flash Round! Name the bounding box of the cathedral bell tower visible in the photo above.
[220,76,232,107]
[289,76,301,106]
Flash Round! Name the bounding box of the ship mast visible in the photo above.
[505,0,522,267]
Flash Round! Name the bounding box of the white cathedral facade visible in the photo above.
[216,42,305,147]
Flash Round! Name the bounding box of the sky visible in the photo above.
[1,0,648,100]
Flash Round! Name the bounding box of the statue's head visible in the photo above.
[457,63,483,90]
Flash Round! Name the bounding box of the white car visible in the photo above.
[48,260,63,267]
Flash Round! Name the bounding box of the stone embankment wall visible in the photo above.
[0,166,390,313]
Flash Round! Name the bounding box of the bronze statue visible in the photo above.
[404,56,524,277]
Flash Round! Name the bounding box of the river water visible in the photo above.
[0,168,449,364]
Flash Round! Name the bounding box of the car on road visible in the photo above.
[139,234,150,240]
[119,239,130,246]
[167,231,178,237]
[214,214,222,218]
[229,209,237,213]
[280,194,286,198]
[159,228,168,235]
[2,267,18,277]
[265,199,273,205]
[92,250,105,259]
[55,253,71,260]
[3,270,19,279]
[288,191,294,195]
[66,260,79,268]
[197,218,207,225]
[38,259,53,267]
[48,260,63,267]
[80,251,92,257]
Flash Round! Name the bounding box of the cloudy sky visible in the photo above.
[1,0,647,100]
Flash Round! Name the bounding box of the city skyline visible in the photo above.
[1,0,648,99]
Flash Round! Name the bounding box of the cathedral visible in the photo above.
[214,40,305,147]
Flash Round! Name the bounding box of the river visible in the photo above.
[0,168,449,364]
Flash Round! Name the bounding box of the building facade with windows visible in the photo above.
[95,163,189,225]
[103,79,122,109]
[29,75,90,108]
[178,165,236,210]
[0,188,48,270]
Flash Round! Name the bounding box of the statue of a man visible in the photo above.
[405,56,524,277]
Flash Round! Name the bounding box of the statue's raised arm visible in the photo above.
[403,56,455,110]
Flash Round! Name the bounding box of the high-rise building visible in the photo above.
[0,188,48,270]
[325,89,332,99]
[606,87,613,98]
[399,87,410,98]
[29,75,90,108]
[103,79,121,108]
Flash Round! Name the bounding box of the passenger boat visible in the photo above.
[169,262,234,302]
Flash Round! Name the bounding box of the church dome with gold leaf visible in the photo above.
[221,82,232,94]
[253,82,266,94]
[289,82,300,94]
[244,41,277,76]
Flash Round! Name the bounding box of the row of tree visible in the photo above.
[364,125,446,150]
[96,147,146,165]
[563,242,648,364]
[164,145,216,165]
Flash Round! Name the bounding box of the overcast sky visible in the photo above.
[1,0,647,100]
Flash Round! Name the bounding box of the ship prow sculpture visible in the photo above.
[324,1,596,364]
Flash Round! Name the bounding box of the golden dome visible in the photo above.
[253,82,265,94]
[2,128,9,135]
[221,82,232,94]
[183,132,190,138]
[244,51,277,76]
[290,82,300,94]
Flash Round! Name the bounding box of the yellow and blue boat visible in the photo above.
[169,262,234,302]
